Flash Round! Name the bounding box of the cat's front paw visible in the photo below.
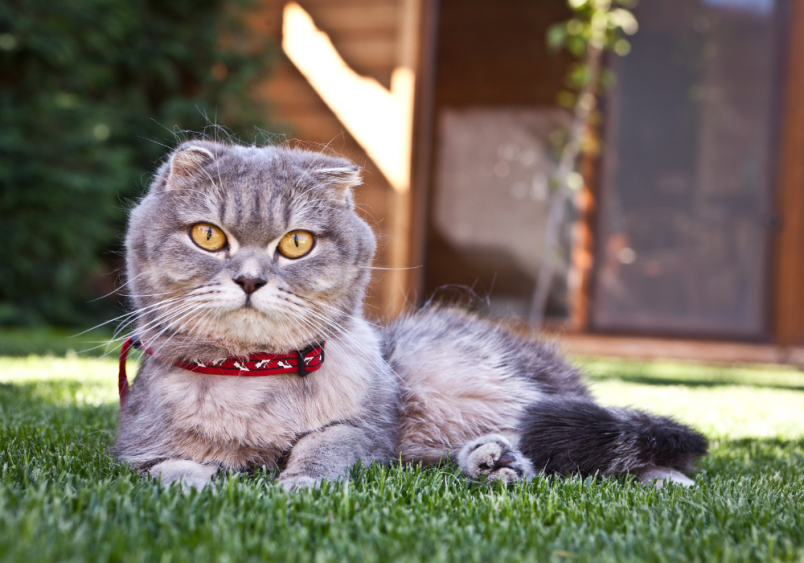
[457,434,534,485]
[277,473,319,491]
[149,459,218,492]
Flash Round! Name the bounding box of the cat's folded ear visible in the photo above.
[166,143,217,187]
[314,166,362,205]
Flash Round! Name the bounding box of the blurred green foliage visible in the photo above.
[0,0,273,327]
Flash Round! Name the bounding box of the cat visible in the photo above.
[114,140,707,491]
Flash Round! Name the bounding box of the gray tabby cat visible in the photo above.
[115,140,707,490]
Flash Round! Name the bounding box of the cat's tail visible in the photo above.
[517,397,708,477]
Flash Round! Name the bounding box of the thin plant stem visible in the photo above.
[529,33,605,327]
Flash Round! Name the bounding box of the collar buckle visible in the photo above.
[297,348,307,377]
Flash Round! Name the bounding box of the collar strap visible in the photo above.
[118,337,325,408]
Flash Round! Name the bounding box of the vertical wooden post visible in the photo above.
[405,0,439,308]
[383,0,420,316]
[386,0,438,317]
[773,0,804,345]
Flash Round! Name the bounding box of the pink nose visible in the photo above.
[234,276,267,295]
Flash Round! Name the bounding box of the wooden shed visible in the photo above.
[252,0,804,363]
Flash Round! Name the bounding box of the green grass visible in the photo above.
[0,327,116,357]
[1,333,803,562]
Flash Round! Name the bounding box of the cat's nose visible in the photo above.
[234,276,267,295]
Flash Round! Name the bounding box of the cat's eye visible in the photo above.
[277,230,315,259]
[189,223,227,252]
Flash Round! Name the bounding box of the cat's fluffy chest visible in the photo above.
[145,320,385,467]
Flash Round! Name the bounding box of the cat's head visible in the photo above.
[124,141,376,358]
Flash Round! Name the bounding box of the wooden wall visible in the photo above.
[247,0,406,318]
[773,0,804,346]
[432,0,572,108]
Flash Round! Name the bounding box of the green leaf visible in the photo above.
[547,24,568,50]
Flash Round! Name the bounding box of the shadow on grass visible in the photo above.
[588,373,804,392]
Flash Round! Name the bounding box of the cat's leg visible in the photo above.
[278,423,392,491]
[456,433,535,484]
[148,459,219,491]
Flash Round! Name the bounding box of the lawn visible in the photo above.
[0,332,802,562]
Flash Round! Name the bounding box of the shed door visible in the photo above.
[591,0,787,338]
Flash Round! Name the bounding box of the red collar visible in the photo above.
[118,337,325,408]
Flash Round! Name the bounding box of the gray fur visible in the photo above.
[115,140,706,490]
[149,459,219,491]
[456,434,535,484]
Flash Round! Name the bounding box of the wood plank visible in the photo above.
[298,5,399,31]
[406,0,439,302]
[253,0,401,35]
[260,69,394,104]
[773,0,804,345]
[299,0,399,5]
[323,37,398,69]
[258,77,330,106]
[260,0,398,11]
[559,334,804,367]
[433,0,573,107]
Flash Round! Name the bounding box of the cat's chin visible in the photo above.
[138,306,326,361]
[224,296,356,354]
[210,307,322,351]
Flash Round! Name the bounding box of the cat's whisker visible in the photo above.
[92,303,193,358]
[278,309,329,351]
[154,309,213,354]
[279,300,346,339]
[144,300,211,329]
[111,296,195,336]
[142,304,211,356]
[280,306,380,368]
[119,289,193,298]
[115,284,219,332]
[356,266,423,271]
[88,270,149,302]
[74,294,190,337]
[303,298,381,331]
[126,301,206,342]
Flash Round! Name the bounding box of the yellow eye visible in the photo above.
[189,223,227,252]
[278,230,315,259]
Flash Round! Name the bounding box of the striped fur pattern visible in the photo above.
[115,140,707,490]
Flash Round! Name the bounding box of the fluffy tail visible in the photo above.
[518,397,707,477]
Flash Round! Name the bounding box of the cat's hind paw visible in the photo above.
[457,434,534,485]
[637,466,695,489]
